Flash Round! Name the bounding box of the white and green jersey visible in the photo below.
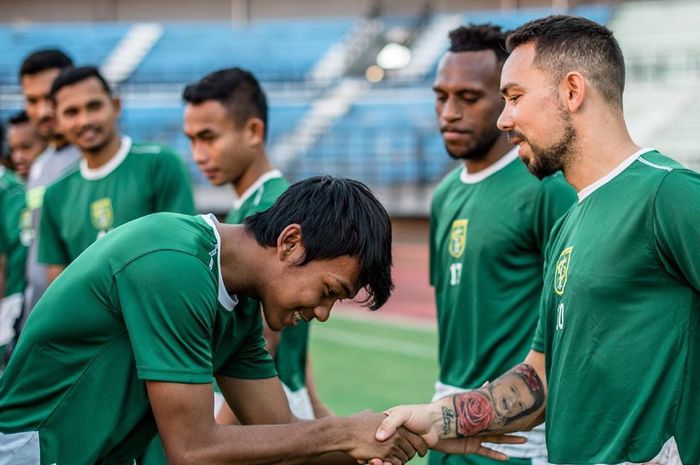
[0,168,26,348]
[21,143,80,317]
[429,150,575,463]
[226,171,309,396]
[0,213,276,464]
[38,136,196,266]
[533,149,700,464]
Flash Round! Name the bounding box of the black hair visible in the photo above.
[19,48,73,78]
[506,15,625,108]
[182,67,268,141]
[8,110,30,126]
[448,24,508,63]
[244,176,394,310]
[50,66,112,101]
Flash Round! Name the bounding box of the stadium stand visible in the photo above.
[17,4,698,215]
[0,23,129,86]
[128,18,355,84]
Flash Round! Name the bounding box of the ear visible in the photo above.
[560,71,585,113]
[276,224,306,264]
[112,96,122,118]
[245,117,265,147]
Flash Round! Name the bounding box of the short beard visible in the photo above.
[446,125,501,161]
[527,113,576,180]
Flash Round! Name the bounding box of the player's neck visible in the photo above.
[216,224,268,297]
[463,133,513,174]
[562,116,639,192]
[82,133,123,169]
[52,133,70,151]
[232,151,274,198]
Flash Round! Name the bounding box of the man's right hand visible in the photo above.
[342,410,429,465]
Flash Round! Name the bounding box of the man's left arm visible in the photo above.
[653,169,700,291]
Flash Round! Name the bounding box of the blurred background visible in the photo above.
[1,1,697,461]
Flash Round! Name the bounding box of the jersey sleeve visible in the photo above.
[216,299,277,380]
[428,189,443,287]
[37,187,71,266]
[533,173,577,251]
[115,250,218,383]
[1,184,28,295]
[152,148,197,215]
[653,169,700,293]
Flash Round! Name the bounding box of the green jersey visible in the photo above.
[0,213,276,464]
[431,151,575,389]
[38,136,196,266]
[533,149,700,464]
[0,168,26,348]
[226,171,308,392]
[0,168,26,298]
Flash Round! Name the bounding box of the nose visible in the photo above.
[440,95,462,123]
[497,104,513,132]
[190,141,208,165]
[37,98,54,120]
[313,302,333,322]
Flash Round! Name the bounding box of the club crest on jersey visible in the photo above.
[449,219,468,258]
[554,246,573,296]
[91,198,114,231]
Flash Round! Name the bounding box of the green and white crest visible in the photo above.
[554,246,573,296]
[449,219,468,258]
[91,197,114,231]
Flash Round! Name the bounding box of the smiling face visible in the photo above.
[497,43,576,179]
[183,100,258,187]
[255,224,361,331]
[433,50,504,161]
[54,77,120,155]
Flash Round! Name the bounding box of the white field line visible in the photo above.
[312,326,437,361]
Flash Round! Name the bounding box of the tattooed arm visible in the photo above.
[374,350,546,456]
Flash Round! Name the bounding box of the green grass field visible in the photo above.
[310,310,438,464]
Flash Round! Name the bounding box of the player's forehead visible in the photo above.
[500,43,539,93]
[55,77,110,106]
[183,100,233,134]
[434,50,500,92]
[21,68,61,96]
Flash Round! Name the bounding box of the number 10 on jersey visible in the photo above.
[449,262,462,286]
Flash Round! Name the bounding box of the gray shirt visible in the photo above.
[21,144,80,321]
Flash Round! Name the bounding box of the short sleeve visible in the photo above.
[653,169,700,293]
[216,299,276,380]
[37,187,70,266]
[152,149,196,215]
[533,173,577,251]
[428,192,442,287]
[116,250,218,383]
[0,182,27,296]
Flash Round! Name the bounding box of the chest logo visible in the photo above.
[449,219,468,258]
[91,198,114,231]
[554,246,573,296]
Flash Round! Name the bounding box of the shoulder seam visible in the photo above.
[638,156,673,172]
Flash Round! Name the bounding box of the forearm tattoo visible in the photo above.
[448,364,545,438]
[441,406,455,436]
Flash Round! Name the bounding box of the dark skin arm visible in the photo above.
[147,377,427,465]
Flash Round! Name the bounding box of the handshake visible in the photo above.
[343,403,526,465]
[345,363,546,465]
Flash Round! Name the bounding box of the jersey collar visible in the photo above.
[577,147,656,202]
[459,148,518,184]
[232,169,283,210]
[201,213,238,311]
[80,135,132,181]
